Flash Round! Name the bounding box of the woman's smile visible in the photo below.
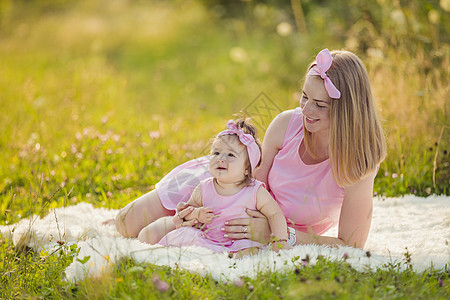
[305,116,319,124]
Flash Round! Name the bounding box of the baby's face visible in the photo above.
[209,135,249,185]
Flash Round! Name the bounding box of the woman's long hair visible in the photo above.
[303,50,387,187]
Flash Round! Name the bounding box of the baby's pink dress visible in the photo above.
[156,107,344,236]
[158,178,263,252]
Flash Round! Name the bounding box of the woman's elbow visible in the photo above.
[339,231,368,249]
[338,217,371,249]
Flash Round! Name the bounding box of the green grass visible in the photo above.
[0,0,449,298]
[1,242,448,299]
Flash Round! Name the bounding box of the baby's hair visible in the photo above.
[219,115,262,185]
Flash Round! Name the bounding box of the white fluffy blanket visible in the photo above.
[1,195,449,282]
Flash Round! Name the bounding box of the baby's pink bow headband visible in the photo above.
[307,48,341,99]
[217,120,261,172]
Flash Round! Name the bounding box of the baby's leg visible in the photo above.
[234,247,259,259]
[115,190,173,238]
[137,216,174,245]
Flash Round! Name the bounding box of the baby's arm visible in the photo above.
[183,185,214,224]
[255,186,290,250]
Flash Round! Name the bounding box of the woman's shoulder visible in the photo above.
[274,108,298,123]
[275,108,302,128]
[267,109,298,135]
[262,108,302,151]
[274,108,303,147]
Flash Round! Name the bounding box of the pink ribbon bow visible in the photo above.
[306,48,341,99]
[217,120,261,171]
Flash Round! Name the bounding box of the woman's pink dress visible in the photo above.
[267,108,345,234]
[155,107,344,236]
[158,178,263,252]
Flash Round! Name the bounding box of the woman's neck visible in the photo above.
[301,132,330,165]
[213,179,246,196]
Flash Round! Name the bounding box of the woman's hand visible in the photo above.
[223,209,271,244]
[173,202,198,229]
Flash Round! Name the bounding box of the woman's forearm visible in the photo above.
[295,230,347,247]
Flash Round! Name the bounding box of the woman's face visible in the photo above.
[300,76,332,134]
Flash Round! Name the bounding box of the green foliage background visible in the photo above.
[0,0,449,219]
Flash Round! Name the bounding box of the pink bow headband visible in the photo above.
[306,48,341,99]
[217,120,261,172]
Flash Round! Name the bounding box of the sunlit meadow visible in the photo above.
[0,0,449,298]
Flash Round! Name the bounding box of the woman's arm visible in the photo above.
[253,110,293,186]
[285,172,376,248]
[337,172,375,248]
[226,172,376,248]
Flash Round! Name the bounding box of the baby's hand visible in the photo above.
[195,207,215,224]
[173,202,197,229]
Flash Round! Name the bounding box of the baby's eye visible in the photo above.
[228,153,235,157]
[212,151,220,156]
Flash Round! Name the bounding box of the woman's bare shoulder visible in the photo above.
[268,109,295,132]
[275,109,295,123]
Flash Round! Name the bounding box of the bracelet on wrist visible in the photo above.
[287,227,296,247]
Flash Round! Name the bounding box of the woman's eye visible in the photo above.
[315,101,326,108]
